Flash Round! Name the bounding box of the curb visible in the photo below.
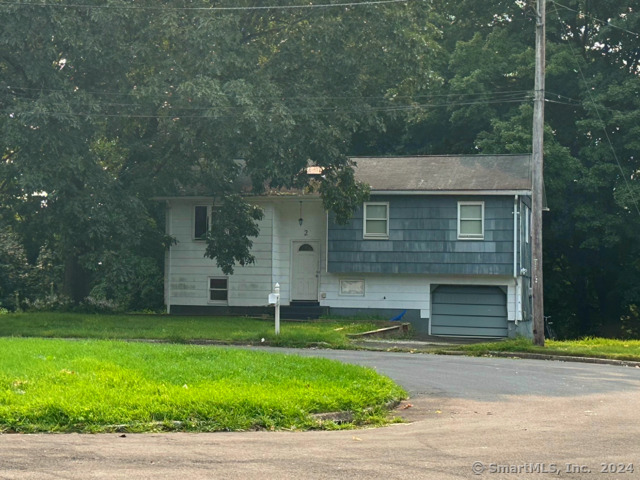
[439,350,640,367]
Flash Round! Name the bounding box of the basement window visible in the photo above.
[208,277,228,303]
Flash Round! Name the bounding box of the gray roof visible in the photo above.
[351,154,532,192]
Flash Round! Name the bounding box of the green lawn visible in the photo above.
[0,338,406,433]
[0,312,384,348]
[449,337,640,362]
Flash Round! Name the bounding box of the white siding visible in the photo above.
[166,198,274,307]
[271,199,326,305]
[166,197,325,308]
[319,273,517,321]
[319,274,430,312]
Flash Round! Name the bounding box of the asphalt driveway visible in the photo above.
[2,349,640,479]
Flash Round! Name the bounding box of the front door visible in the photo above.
[291,241,319,301]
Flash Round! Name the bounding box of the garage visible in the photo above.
[431,285,508,337]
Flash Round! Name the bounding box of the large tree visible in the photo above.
[1,0,444,303]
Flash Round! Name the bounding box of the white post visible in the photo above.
[274,283,280,335]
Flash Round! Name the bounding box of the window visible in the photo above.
[208,277,228,303]
[363,202,389,239]
[298,244,314,252]
[339,279,365,296]
[194,205,209,240]
[458,202,484,239]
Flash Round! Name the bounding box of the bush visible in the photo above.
[89,252,164,312]
[621,304,640,339]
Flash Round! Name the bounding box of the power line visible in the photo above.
[550,0,640,38]
[5,84,532,101]
[1,95,533,119]
[0,0,413,11]
[551,2,640,217]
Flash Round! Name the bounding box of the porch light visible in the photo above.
[298,201,303,226]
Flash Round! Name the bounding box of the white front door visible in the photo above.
[291,241,319,301]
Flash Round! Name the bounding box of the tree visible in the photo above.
[1,0,445,303]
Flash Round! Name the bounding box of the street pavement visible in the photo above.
[2,349,640,479]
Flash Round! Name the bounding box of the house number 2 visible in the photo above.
[304,229,309,236]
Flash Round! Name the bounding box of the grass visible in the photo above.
[0,312,386,348]
[448,336,640,362]
[0,337,406,433]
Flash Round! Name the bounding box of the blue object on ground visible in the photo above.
[390,310,407,321]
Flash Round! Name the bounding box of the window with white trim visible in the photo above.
[208,277,228,303]
[363,202,389,239]
[458,201,484,239]
[194,205,209,240]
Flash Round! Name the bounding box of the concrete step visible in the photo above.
[280,304,329,320]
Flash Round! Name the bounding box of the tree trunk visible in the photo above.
[62,254,91,303]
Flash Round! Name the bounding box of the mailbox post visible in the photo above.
[268,283,281,335]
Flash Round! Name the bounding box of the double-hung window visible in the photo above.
[208,277,228,303]
[363,202,389,239]
[194,205,209,240]
[458,201,484,239]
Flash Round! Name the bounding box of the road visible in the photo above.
[2,349,640,479]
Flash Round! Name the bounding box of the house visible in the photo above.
[159,154,534,339]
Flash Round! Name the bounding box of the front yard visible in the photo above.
[0,337,405,433]
[0,312,385,348]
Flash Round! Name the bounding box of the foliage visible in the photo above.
[0,338,406,433]
[620,305,640,340]
[0,227,33,310]
[204,195,264,274]
[1,0,443,302]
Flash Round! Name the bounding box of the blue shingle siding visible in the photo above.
[328,195,515,275]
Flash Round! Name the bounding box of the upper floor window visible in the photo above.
[363,202,389,239]
[458,201,484,240]
[194,205,209,240]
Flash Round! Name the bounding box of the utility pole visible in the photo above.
[531,0,546,346]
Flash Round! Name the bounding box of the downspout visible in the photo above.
[166,201,172,314]
[325,211,329,272]
[513,195,519,324]
[513,195,519,278]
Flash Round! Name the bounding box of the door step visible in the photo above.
[280,303,329,320]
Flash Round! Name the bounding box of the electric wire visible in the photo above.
[551,2,640,217]
[550,0,640,38]
[0,0,414,11]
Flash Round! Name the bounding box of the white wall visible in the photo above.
[166,197,325,308]
[166,198,273,307]
[319,273,518,321]
[271,199,326,304]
